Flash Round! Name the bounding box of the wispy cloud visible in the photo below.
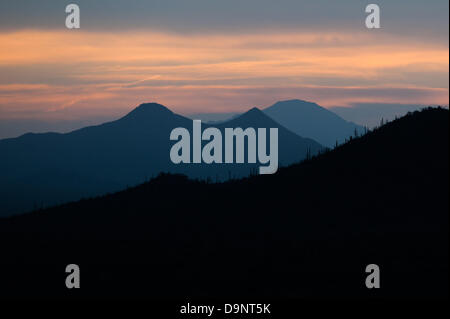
[0,29,448,118]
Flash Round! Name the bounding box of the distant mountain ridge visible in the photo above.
[0,102,322,216]
[263,99,364,147]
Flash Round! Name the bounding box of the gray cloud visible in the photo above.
[0,0,448,44]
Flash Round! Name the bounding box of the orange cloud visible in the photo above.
[0,30,448,118]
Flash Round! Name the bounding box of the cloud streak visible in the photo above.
[0,28,448,119]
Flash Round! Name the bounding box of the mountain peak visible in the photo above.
[219,107,281,128]
[263,99,364,147]
[122,102,173,121]
[270,99,321,109]
[134,102,172,114]
[236,107,268,121]
[245,107,263,115]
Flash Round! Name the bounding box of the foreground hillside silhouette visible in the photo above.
[0,108,448,299]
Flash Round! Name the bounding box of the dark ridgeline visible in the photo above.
[0,103,323,216]
[264,99,365,147]
[0,108,447,299]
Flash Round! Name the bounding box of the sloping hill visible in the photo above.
[264,99,364,147]
[0,108,447,299]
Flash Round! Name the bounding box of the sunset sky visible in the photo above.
[0,0,448,122]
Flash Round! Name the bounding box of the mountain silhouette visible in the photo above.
[0,102,322,216]
[263,99,364,147]
[216,107,322,164]
[0,107,447,299]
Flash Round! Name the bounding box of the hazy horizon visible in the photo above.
[1,100,446,139]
